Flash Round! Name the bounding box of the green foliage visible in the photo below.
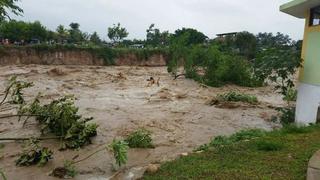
[16,140,53,167]
[109,140,129,167]
[56,25,68,43]
[283,88,297,102]
[68,22,88,44]
[234,31,257,59]
[254,33,302,97]
[229,129,266,142]
[108,23,129,43]
[63,161,78,178]
[146,24,170,47]
[64,123,98,149]
[276,107,296,125]
[0,20,48,42]
[0,169,6,180]
[196,129,266,151]
[171,28,207,46]
[90,31,102,45]
[202,47,261,87]
[19,96,98,149]
[209,135,233,147]
[50,160,78,178]
[0,0,23,21]
[255,140,283,151]
[3,76,33,105]
[125,129,154,148]
[282,124,311,134]
[168,42,262,87]
[217,91,258,104]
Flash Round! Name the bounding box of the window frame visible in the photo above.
[309,6,320,27]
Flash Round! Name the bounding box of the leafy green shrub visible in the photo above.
[16,140,53,167]
[63,161,78,178]
[109,140,129,167]
[254,42,301,96]
[168,43,263,87]
[217,91,258,104]
[19,96,98,149]
[276,107,295,125]
[255,140,283,151]
[4,76,33,105]
[283,88,297,102]
[125,129,154,148]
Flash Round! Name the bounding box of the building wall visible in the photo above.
[300,10,320,85]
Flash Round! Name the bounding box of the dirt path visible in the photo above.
[0,65,283,180]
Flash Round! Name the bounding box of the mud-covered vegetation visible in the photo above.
[19,95,98,149]
[16,139,53,167]
[216,91,258,104]
[125,129,154,149]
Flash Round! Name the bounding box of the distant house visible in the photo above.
[130,44,144,49]
[215,32,239,41]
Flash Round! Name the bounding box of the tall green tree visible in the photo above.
[254,32,302,95]
[0,20,47,42]
[56,24,68,43]
[0,0,23,21]
[68,22,83,43]
[234,31,257,59]
[146,24,170,47]
[26,21,47,41]
[171,28,207,46]
[108,23,128,44]
[68,22,90,43]
[89,31,101,44]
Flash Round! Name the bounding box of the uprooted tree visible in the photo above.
[0,76,98,149]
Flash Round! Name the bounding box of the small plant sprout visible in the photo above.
[109,139,129,167]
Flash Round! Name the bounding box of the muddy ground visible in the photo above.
[0,65,285,180]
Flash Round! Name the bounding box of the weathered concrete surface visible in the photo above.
[308,150,320,180]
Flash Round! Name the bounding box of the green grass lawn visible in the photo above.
[143,125,320,180]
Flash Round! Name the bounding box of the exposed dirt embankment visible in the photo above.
[116,53,167,66]
[0,47,168,66]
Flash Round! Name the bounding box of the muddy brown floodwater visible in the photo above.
[0,65,284,180]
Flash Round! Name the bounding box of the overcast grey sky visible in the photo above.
[12,0,304,40]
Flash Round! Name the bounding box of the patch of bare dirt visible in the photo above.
[0,65,284,180]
